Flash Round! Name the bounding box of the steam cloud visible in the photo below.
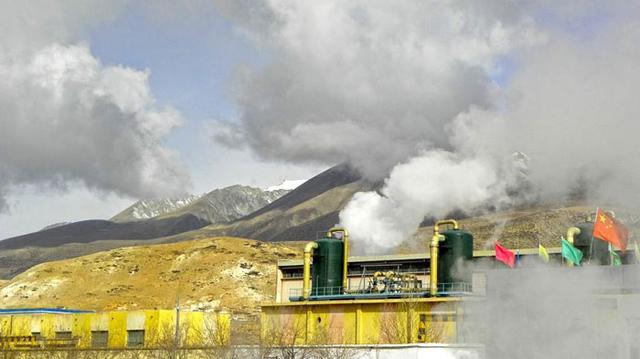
[466,262,640,359]
[212,1,540,177]
[0,1,190,211]
[340,151,515,252]
[214,1,640,251]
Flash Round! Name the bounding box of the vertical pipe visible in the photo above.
[328,228,349,293]
[430,220,459,296]
[303,242,318,300]
[429,232,442,296]
[566,227,581,267]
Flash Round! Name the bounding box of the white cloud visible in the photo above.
[0,44,190,210]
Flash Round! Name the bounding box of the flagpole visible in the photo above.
[561,237,564,266]
[589,207,598,264]
[609,243,613,266]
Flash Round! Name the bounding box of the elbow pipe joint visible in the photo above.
[566,227,581,245]
[430,219,459,296]
[328,227,349,293]
[302,242,318,300]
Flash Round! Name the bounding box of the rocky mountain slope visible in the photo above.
[111,185,290,224]
[203,164,377,242]
[0,185,292,279]
[0,237,301,314]
[159,185,290,224]
[111,195,202,222]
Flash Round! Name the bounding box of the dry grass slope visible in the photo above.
[2,204,638,317]
[0,237,302,314]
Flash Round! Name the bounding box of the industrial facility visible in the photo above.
[0,308,229,350]
[261,217,639,347]
[1,216,637,355]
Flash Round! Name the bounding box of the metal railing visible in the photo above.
[289,282,473,298]
[436,282,473,293]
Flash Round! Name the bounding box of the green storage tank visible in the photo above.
[438,229,473,287]
[574,222,610,265]
[311,237,344,296]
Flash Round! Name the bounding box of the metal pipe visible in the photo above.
[566,227,581,267]
[430,219,459,296]
[302,241,318,300]
[327,227,349,293]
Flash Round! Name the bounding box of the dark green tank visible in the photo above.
[438,229,473,286]
[311,237,344,296]
[574,222,610,265]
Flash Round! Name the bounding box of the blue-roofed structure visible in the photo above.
[0,308,93,315]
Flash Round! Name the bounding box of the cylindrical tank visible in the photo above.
[311,237,344,296]
[574,221,610,265]
[438,229,473,286]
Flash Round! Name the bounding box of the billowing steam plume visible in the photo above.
[212,1,540,177]
[340,151,515,252]
[0,1,190,211]
[215,1,640,252]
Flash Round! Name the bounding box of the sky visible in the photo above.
[0,2,324,238]
[2,1,639,243]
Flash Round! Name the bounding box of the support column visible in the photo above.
[355,306,362,344]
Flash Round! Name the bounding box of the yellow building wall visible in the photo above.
[40,314,56,338]
[72,314,91,348]
[0,309,231,349]
[108,311,128,348]
[261,298,462,345]
[143,310,161,347]
[200,311,230,346]
[0,315,31,336]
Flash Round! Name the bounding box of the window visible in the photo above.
[91,331,108,348]
[55,331,72,339]
[31,332,42,341]
[127,330,145,348]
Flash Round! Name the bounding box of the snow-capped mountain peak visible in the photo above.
[266,179,307,192]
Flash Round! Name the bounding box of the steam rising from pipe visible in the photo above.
[213,1,640,253]
[339,151,513,253]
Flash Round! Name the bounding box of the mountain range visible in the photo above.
[0,183,297,278]
[0,166,371,279]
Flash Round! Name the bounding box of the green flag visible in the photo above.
[562,239,583,266]
[610,243,622,266]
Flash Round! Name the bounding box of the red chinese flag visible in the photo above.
[495,243,516,268]
[593,208,629,251]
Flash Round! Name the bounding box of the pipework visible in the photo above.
[302,241,319,300]
[566,227,581,267]
[430,219,459,296]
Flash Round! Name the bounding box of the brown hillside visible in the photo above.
[0,237,301,314]
[1,205,638,316]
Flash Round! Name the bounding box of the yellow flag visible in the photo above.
[539,244,550,263]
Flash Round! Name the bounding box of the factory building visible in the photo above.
[274,248,565,303]
[0,308,230,350]
[261,219,638,347]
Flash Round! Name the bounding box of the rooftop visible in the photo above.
[277,247,563,267]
